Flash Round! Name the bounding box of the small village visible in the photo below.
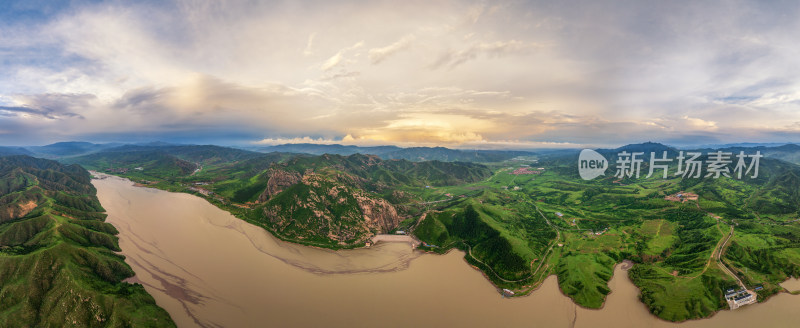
[664,191,699,203]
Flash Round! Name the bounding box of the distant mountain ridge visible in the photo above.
[254,143,535,162]
[25,141,122,158]
[9,140,800,165]
[95,144,264,165]
[0,146,33,157]
[7,141,535,163]
[255,143,401,156]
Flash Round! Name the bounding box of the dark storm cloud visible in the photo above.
[0,93,92,119]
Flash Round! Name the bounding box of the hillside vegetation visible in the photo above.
[68,147,492,248]
[0,155,174,327]
[63,142,800,322]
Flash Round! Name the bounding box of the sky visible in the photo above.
[1,0,799,149]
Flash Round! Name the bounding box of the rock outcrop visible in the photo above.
[257,168,302,203]
[355,195,400,232]
[260,171,402,246]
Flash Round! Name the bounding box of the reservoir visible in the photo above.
[93,174,800,328]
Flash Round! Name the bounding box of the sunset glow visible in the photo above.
[1,1,799,147]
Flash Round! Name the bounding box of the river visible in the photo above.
[92,174,800,328]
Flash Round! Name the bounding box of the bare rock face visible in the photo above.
[260,171,402,246]
[1,200,38,222]
[257,169,302,203]
[355,195,401,232]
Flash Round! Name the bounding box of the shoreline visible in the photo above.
[370,234,421,246]
[93,172,799,325]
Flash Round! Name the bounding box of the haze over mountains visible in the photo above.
[11,141,800,167]
[13,141,539,163]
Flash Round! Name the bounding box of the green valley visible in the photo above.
[59,142,800,322]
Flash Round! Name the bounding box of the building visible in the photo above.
[733,293,754,305]
[725,288,757,309]
[422,242,439,248]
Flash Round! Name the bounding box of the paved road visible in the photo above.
[531,204,561,277]
[695,201,745,287]
[716,225,746,288]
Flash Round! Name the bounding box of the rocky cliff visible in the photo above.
[257,168,302,203]
[260,171,402,246]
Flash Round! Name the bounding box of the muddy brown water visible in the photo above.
[781,278,800,293]
[92,174,800,328]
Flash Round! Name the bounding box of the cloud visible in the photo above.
[254,134,584,150]
[431,40,539,69]
[0,93,93,119]
[1,0,800,147]
[320,53,344,71]
[681,116,718,131]
[254,136,344,145]
[303,32,316,56]
[320,41,364,71]
[368,34,415,64]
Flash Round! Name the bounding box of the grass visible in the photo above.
[630,264,733,322]
[0,156,175,327]
[555,253,615,308]
[640,219,676,256]
[60,147,800,323]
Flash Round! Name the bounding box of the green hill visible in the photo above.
[63,151,197,178]
[66,148,493,248]
[61,142,800,321]
[0,155,174,327]
[746,169,800,215]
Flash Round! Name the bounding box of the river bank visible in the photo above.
[93,173,799,328]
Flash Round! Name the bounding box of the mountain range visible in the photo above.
[4,141,800,323]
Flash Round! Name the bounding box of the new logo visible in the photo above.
[578,149,608,180]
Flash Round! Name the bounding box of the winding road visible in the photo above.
[716,225,745,288]
[463,203,562,284]
[421,201,563,285]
